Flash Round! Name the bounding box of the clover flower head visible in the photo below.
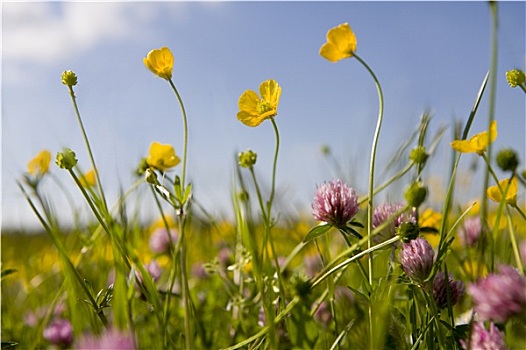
[55,148,78,170]
[313,301,332,327]
[459,216,482,248]
[146,142,180,172]
[76,328,136,349]
[505,69,525,88]
[433,272,465,309]
[237,79,281,127]
[61,70,77,87]
[311,179,359,227]
[320,22,357,62]
[468,264,526,323]
[372,202,415,243]
[450,121,497,155]
[460,322,507,350]
[28,150,52,176]
[399,237,435,283]
[149,227,178,254]
[143,47,174,80]
[134,260,162,285]
[238,149,257,168]
[487,177,518,205]
[43,318,73,347]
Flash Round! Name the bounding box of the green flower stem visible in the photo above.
[268,118,280,210]
[438,72,488,256]
[313,204,409,289]
[168,78,189,190]
[224,295,301,350]
[421,287,446,349]
[69,170,132,272]
[312,235,401,289]
[353,52,384,347]
[149,186,178,348]
[166,77,193,347]
[352,53,384,272]
[178,218,194,350]
[519,84,526,94]
[482,1,498,225]
[17,182,109,328]
[66,86,108,212]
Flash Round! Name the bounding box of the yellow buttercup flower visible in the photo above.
[419,208,442,231]
[320,23,357,62]
[237,79,281,127]
[146,142,180,171]
[27,150,52,176]
[80,169,96,188]
[143,47,174,80]
[450,120,497,155]
[487,177,518,204]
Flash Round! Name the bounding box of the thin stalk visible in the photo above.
[17,182,109,327]
[353,52,384,347]
[168,79,189,189]
[178,217,194,350]
[268,119,280,209]
[66,86,108,212]
[482,1,498,224]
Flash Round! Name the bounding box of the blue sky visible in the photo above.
[2,1,525,230]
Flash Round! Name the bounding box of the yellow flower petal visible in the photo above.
[419,208,442,230]
[238,90,260,115]
[487,177,518,204]
[27,150,52,176]
[259,79,281,111]
[80,169,97,188]
[144,47,174,80]
[236,79,281,127]
[450,121,497,154]
[237,111,264,127]
[146,142,180,171]
[320,23,357,62]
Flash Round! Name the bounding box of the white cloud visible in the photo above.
[2,2,178,83]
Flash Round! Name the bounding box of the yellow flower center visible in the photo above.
[256,100,273,116]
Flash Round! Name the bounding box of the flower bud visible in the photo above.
[404,182,427,208]
[135,158,149,176]
[144,168,159,185]
[505,69,525,88]
[409,146,429,165]
[61,70,78,87]
[55,149,77,170]
[496,148,519,172]
[238,149,257,168]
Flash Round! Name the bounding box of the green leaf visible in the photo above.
[420,226,439,234]
[183,183,193,203]
[339,225,363,239]
[1,341,18,349]
[303,224,332,242]
[1,268,17,279]
[349,220,364,228]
